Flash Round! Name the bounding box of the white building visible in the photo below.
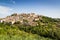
[0,20,4,23]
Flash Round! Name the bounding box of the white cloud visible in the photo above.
[0,5,13,18]
[12,1,16,4]
[10,0,16,4]
[0,6,12,14]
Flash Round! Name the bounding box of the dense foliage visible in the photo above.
[0,16,60,40]
[0,23,54,40]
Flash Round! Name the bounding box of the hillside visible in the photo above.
[0,13,60,40]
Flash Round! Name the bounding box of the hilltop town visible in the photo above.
[0,13,60,40]
[0,13,43,26]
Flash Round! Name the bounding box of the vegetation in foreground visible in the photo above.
[0,15,60,40]
[0,23,54,40]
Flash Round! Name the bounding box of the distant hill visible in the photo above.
[0,13,60,26]
[0,13,60,40]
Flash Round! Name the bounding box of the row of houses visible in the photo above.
[0,13,42,26]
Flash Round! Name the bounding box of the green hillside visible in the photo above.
[0,15,60,40]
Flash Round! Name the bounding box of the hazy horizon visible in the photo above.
[0,0,60,18]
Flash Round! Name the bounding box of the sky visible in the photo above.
[0,0,60,18]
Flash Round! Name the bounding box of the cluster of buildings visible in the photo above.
[0,13,42,26]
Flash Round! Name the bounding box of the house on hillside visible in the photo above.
[28,22,37,26]
[34,17,39,21]
[0,18,6,23]
[0,20,2,23]
[30,13,35,17]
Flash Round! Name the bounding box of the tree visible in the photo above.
[11,13,17,16]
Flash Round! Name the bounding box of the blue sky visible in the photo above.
[0,0,60,18]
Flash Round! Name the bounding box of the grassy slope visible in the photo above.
[0,16,60,40]
[0,23,54,40]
